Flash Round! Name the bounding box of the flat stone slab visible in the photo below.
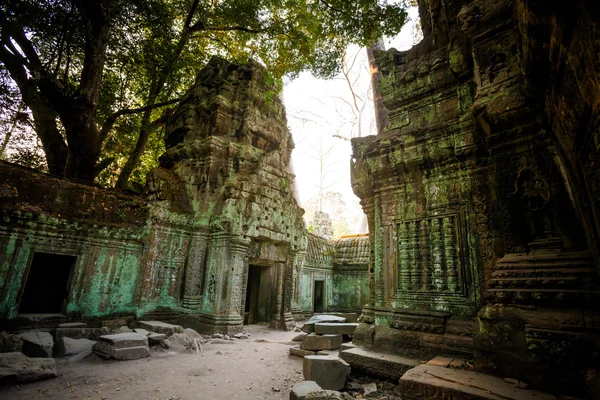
[339,342,355,351]
[290,381,322,400]
[314,323,359,335]
[290,347,316,357]
[302,315,346,333]
[340,347,419,379]
[55,337,96,356]
[17,331,53,358]
[303,355,351,391]
[0,352,57,383]
[93,333,150,360]
[323,312,359,323]
[399,365,556,400]
[300,334,343,351]
[137,320,183,336]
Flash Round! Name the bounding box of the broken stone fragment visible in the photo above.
[212,333,224,339]
[92,332,150,360]
[362,382,378,397]
[54,337,96,357]
[289,381,322,400]
[184,328,201,340]
[17,331,53,358]
[314,323,358,336]
[303,355,351,390]
[304,389,354,400]
[292,333,308,342]
[136,321,184,336]
[168,333,192,351]
[300,334,343,351]
[301,316,346,333]
[0,331,22,353]
[289,346,316,357]
[0,352,57,383]
[55,327,109,341]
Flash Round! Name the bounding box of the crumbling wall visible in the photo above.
[351,0,600,394]
[0,57,307,335]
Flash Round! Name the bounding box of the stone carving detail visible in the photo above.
[396,213,463,295]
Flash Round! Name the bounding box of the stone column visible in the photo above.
[219,235,250,333]
[182,229,208,310]
[290,250,306,321]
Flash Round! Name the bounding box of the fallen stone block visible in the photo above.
[316,350,338,356]
[55,327,109,341]
[66,350,92,363]
[0,331,22,353]
[147,332,166,345]
[302,315,346,333]
[305,390,353,400]
[363,382,378,397]
[92,332,150,360]
[324,312,359,323]
[290,382,354,400]
[184,328,201,340]
[17,331,53,358]
[55,337,96,357]
[314,323,359,335]
[58,322,87,328]
[300,334,343,351]
[340,347,419,380]
[0,352,57,383]
[339,342,355,351]
[168,333,192,351]
[137,320,183,336]
[292,333,308,342]
[289,347,316,357]
[426,356,454,368]
[289,380,322,400]
[303,355,351,390]
[398,365,556,400]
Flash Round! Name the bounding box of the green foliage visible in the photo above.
[1,0,410,185]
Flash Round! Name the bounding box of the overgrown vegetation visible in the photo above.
[0,0,409,188]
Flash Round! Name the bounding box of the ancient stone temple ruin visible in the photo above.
[348,0,600,395]
[1,0,600,397]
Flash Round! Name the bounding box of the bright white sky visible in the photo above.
[282,7,420,233]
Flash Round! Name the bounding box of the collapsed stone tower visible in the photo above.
[0,57,307,334]
[349,0,600,394]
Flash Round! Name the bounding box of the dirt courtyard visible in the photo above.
[0,325,305,400]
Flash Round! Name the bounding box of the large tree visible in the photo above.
[0,0,408,185]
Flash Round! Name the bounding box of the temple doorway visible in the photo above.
[18,252,76,314]
[244,264,276,325]
[313,280,324,313]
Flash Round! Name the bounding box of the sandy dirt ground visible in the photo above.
[0,325,305,400]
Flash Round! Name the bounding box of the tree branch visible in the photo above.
[100,97,181,141]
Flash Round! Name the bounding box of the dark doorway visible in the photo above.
[244,265,261,324]
[313,280,324,313]
[19,253,76,314]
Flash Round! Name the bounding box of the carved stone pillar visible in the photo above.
[182,229,208,310]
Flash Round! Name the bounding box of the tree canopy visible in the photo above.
[0,0,409,187]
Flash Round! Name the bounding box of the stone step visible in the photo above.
[339,347,420,380]
[314,323,359,335]
[398,364,556,400]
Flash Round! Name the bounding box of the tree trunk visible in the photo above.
[62,101,103,181]
[115,106,155,189]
